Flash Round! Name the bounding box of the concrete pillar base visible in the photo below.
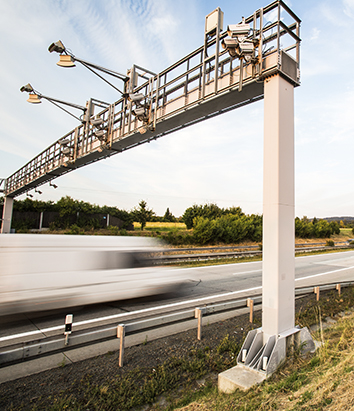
[218,326,315,393]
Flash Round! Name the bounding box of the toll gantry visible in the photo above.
[3,0,300,200]
[1,0,311,391]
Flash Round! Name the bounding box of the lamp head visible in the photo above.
[48,40,66,54]
[27,94,42,104]
[128,93,145,103]
[20,83,34,93]
[227,18,250,39]
[57,54,75,67]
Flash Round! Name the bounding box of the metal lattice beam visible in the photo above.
[4,0,300,197]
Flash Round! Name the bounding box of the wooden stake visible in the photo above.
[247,298,254,323]
[195,308,205,341]
[117,324,125,367]
[314,286,320,301]
[336,284,341,296]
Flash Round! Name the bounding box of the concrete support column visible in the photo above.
[262,74,295,343]
[39,211,44,230]
[1,196,14,234]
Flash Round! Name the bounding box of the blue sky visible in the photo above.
[0,0,353,218]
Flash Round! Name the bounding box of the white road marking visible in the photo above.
[233,270,261,276]
[2,264,354,343]
[0,286,262,343]
[295,265,354,282]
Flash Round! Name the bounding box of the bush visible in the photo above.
[11,217,37,231]
[192,217,217,245]
[326,240,335,247]
[164,231,193,246]
[182,204,244,229]
[66,224,84,235]
[190,213,262,245]
[295,217,338,239]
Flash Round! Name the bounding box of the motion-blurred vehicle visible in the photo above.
[0,234,185,316]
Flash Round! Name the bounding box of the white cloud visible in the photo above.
[310,27,320,41]
[1,0,354,219]
[343,0,354,17]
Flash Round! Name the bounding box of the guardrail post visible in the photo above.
[314,286,320,301]
[64,314,73,346]
[117,324,125,367]
[336,284,341,296]
[195,308,206,341]
[247,298,254,323]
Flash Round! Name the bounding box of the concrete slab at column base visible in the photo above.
[218,365,266,392]
[219,326,315,394]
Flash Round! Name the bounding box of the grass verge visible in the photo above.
[6,287,354,411]
[177,302,354,410]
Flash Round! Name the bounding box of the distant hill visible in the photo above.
[322,216,354,223]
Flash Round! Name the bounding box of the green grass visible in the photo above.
[133,222,187,231]
[22,287,354,411]
[339,227,353,236]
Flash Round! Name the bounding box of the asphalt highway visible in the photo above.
[1,250,354,347]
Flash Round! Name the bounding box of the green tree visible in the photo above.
[163,208,176,222]
[13,197,55,212]
[182,203,224,229]
[132,200,155,230]
[56,196,80,217]
[329,221,340,235]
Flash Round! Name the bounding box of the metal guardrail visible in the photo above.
[1,281,353,368]
[154,243,351,264]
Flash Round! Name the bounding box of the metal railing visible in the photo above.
[154,242,351,264]
[0,280,352,368]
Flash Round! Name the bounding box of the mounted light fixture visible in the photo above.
[48,40,129,95]
[128,93,145,103]
[20,83,34,93]
[132,107,146,117]
[49,181,58,189]
[20,83,87,122]
[94,129,106,140]
[91,118,104,127]
[35,188,42,194]
[48,40,65,54]
[221,17,256,61]
[27,93,42,104]
[57,55,76,68]
[26,192,33,198]
[62,147,71,155]
[227,18,250,38]
[59,138,70,146]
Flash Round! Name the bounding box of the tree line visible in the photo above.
[1,196,348,243]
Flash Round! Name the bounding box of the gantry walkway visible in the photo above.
[3,0,300,198]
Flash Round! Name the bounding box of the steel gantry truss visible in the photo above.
[3,0,300,198]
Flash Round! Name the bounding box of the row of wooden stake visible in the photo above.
[115,284,343,367]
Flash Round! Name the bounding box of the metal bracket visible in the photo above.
[237,327,315,377]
